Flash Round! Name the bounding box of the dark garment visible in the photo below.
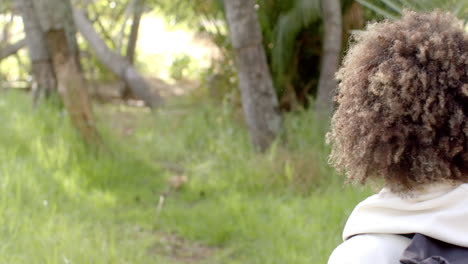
[400,233,468,264]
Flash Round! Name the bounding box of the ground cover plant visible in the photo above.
[0,91,370,263]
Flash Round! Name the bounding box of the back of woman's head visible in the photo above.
[328,10,468,193]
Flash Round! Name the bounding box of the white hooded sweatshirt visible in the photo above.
[343,183,468,247]
[328,183,468,264]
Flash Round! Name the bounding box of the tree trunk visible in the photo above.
[126,0,144,65]
[223,0,282,152]
[73,8,162,108]
[315,0,342,118]
[121,0,145,99]
[15,0,56,104]
[342,2,364,49]
[116,2,132,54]
[31,0,100,144]
[0,38,26,60]
[47,29,101,144]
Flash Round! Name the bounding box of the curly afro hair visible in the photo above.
[327,10,468,193]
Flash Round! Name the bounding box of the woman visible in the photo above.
[327,10,468,264]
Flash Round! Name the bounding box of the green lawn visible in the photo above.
[0,91,370,263]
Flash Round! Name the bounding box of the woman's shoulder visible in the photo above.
[342,182,468,245]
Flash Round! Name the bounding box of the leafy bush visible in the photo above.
[169,54,192,80]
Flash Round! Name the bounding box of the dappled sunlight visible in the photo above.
[0,14,27,86]
[0,14,24,41]
[34,138,70,170]
[138,14,218,80]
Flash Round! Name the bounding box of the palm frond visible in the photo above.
[358,0,468,22]
[395,0,418,10]
[271,0,321,84]
[380,0,403,13]
[356,0,399,19]
[452,1,465,17]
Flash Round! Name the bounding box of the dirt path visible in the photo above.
[151,233,218,263]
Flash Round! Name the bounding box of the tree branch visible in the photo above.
[0,38,26,61]
[73,8,163,108]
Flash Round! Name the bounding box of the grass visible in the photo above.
[0,91,371,263]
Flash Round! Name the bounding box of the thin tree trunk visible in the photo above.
[121,0,144,99]
[126,0,144,64]
[316,0,342,118]
[32,0,100,145]
[15,0,56,104]
[223,0,282,152]
[73,8,162,108]
[116,1,132,54]
[0,38,26,60]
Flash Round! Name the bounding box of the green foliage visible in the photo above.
[357,0,468,21]
[0,0,11,14]
[75,0,162,81]
[151,0,326,101]
[268,0,321,82]
[169,54,192,80]
[152,0,224,26]
[256,0,355,104]
[81,0,133,51]
[0,91,371,263]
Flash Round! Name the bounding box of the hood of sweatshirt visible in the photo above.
[343,183,468,247]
